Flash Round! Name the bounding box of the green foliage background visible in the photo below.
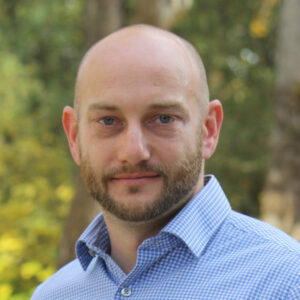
[0,0,279,298]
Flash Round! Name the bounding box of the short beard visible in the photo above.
[79,136,203,222]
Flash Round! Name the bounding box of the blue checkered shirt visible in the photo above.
[32,175,300,299]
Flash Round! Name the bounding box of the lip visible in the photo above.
[111,172,160,186]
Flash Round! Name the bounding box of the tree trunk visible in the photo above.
[57,0,193,267]
[131,0,193,29]
[83,0,123,50]
[260,0,300,240]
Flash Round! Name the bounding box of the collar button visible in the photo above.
[88,249,95,257]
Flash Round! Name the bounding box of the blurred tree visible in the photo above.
[260,0,300,239]
[0,1,82,298]
[57,0,194,268]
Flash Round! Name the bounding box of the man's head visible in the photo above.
[63,24,223,222]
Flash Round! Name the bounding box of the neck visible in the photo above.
[103,212,168,274]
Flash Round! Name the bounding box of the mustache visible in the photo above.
[102,163,168,181]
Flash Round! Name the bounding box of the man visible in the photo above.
[32,25,300,299]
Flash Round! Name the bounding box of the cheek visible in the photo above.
[78,131,113,166]
[152,135,191,163]
[90,138,119,167]
[171,130,201,161]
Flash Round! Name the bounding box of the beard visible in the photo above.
[79,136,203,222]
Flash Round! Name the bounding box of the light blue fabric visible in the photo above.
[31,175,300,299]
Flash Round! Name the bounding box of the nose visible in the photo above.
[117,122,151,166]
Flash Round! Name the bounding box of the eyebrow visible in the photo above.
[148,102,189,118]
[87,102,120,112]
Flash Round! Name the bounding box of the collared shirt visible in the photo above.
[31,175,300,299]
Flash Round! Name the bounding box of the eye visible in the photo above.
[99,116,116,125]
[157,114,173,124]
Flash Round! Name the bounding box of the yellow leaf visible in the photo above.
[55,185,74,203]
[0,284,13,300]
[0,234,24,253]
[20,261,42,280]
[250,19,269,38]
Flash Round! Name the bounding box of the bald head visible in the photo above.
[74,24,209,118]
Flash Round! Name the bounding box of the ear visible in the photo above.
[202,99,223,160]
[62,106,80,165]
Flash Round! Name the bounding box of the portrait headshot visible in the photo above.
[1,1,299,299]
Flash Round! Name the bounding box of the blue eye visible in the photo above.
[100,117,115,125]
[158,115,172,124]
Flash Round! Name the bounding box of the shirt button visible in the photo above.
[88,249,95,257]
[121,287,131,297]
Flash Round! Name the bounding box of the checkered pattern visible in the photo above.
[31,175,300,299]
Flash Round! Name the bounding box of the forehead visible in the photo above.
[75,29,200,115]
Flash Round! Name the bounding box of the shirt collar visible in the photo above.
[76,175,231,270]
[76,213,109,270]
[162,175,231,257]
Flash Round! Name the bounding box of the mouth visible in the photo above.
[111,172,160,186]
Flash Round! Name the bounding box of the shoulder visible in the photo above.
[227,210,300,254]
[215,211,300,297]
[31,259,84,300]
